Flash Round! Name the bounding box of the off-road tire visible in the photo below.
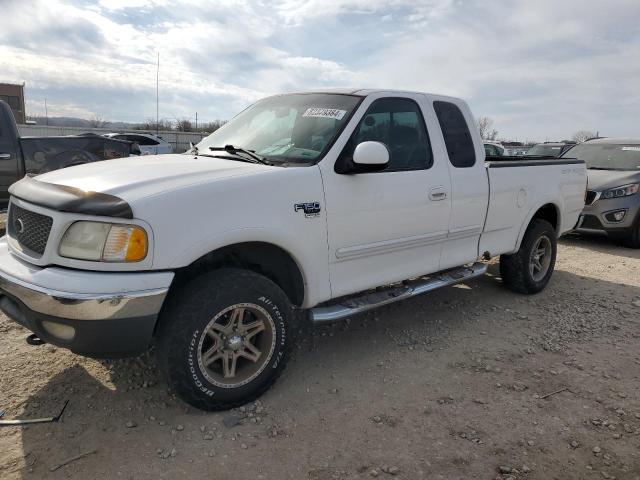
[157,268,294,411]
[500,219,557,294]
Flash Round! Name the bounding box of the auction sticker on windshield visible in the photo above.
[621,147,640,152]
[303,108,347,120]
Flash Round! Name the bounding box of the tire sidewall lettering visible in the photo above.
[186,294,288,395]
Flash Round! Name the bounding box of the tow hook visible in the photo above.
[26,333,46,346]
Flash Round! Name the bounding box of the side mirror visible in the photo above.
[352,141,389,169]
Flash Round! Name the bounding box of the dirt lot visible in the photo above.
[0,230,639,480]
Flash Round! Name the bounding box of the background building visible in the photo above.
[0,82,26,124]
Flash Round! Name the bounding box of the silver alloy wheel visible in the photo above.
[197,303,276,389]
[529,235,552,282]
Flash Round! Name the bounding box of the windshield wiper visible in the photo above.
[209,145,272,165]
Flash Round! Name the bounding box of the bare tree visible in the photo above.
[175,118,193,132]
[88,114,108,128]
[572,130,597,143]
[198,120,227,133]
[135,118,174,131]
[476,116,498,140]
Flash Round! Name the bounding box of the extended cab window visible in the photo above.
[341,97,433,172]
[433,101,476,168]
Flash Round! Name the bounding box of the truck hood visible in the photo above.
[587,169,640,191]
[35,154,270,203]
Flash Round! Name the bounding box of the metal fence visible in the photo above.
[17,125,207,153]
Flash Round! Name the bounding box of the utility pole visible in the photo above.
[195,112,198,132]
[44,98,48,126]
[156,52,160,136]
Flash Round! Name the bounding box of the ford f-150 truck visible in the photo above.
[0,89,587,410]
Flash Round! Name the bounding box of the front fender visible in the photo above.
[167,228,330,309]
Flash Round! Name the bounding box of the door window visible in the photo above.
[341,97,433,172]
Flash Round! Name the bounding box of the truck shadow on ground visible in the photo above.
[12,266,640,478]
[560,232,640,260]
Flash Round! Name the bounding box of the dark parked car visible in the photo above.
[0,101,137,209]
[525,142,575,157]
[563,138,640,247]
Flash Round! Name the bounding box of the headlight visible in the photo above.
[600,183,639,200]
[59,221,148,262]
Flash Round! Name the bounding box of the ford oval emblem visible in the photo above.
[13,217,25,234]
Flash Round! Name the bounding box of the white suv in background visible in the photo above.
[104,133,173,155]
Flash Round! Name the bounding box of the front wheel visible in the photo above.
[157,269,294,410]
[622,217,640,249]
[500,219,557,294]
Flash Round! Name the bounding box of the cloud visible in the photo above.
[0,0,107,54]
[272,0,454,24]
[361,0,640,139]
[0,0,638,140]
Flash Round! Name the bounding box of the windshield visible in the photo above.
[196,93,362,164]
[525,144,565,157]
[562,143,640,170]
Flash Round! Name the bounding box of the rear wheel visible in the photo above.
[500,219,557,294]
[157,268,294,410]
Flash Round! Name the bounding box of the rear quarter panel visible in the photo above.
[481,162,586,256]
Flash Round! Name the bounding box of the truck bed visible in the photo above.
[480,156,586,256]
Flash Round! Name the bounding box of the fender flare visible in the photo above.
[513,200,562,252]
[168,227,325,308]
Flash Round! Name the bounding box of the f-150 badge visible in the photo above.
[294,202,321,218]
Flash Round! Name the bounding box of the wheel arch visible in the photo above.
[514,202,561,251]
[169,241,306,307]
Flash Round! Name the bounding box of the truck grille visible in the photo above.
[585,190,598,205]
[7,204,53,256]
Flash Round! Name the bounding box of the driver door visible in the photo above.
[319,94,452,298]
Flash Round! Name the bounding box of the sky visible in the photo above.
[1,0,639,141]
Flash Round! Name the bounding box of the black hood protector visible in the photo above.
[9,176,133,219]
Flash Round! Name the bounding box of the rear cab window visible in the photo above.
[433,101,476,168]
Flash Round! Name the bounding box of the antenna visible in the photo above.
[156,52,160,136]
[44,98,48,126]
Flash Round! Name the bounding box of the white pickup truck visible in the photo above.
[0,89,586,410]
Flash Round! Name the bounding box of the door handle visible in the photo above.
[429,187,448,201]
[0,153,11,160]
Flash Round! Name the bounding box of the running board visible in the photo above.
[310,262,488,323]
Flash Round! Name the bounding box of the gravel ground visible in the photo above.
[0,233,639,480]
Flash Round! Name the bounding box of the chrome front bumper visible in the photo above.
[0,269,169,321]
[0,238,174,356]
